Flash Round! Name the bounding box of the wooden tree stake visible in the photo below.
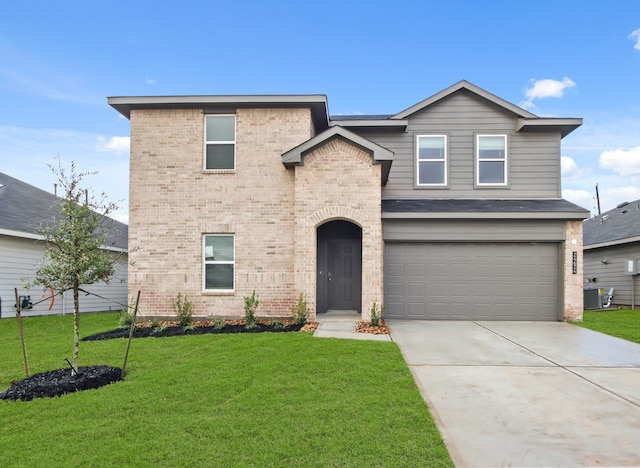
[14,288,29,377]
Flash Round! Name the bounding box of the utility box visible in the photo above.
[625,258,640,275]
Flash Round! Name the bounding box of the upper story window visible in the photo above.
[476,135,507,186]
[416,135,447,186]
[204,234,234,290]
[205,115,235,170]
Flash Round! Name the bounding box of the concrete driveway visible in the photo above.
[387,320,640,467]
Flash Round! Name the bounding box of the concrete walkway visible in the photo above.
[313,310,391,341]
[387,320,640,467]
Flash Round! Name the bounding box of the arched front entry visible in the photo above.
[316,220,362,314]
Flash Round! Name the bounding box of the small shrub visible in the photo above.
[173,293,194,327]
[213,320,226,330]
[118,308,134,328]
[270,319,284,330]
[150,319,160,328]
[370,301,385,327]
[153,324,168,334]
[291,293,308,325]
[243,290,259,326]
[184,323,196,331]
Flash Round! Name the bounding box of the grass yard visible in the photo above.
[0,313,452,467]
[574,309,640,344]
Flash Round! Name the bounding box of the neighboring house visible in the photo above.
[109,80,588,322]
[0,172,128,318]
[583,200,640,309]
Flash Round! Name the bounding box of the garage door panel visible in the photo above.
[384,242,559,321]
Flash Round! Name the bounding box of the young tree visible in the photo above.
[30,159,122,374]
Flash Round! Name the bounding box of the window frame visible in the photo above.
[203,234,235,292]
[476,134,508,187]
[415,134,448,187]
[204,114,236,171]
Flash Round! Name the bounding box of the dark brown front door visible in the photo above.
[327,240,361,310]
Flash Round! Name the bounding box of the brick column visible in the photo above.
[563,220,584,321]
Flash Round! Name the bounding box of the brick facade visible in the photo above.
[292,138,383,321]
[129,107,312,319]
[563,220,584,321]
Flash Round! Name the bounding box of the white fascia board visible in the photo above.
[0,228,44,241]
[0,228,126,252]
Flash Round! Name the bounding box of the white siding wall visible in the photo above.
[0,235,128,318]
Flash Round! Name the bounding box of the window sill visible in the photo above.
[415,185,450,189]
[203,169,236,174]
[202,290,235,296]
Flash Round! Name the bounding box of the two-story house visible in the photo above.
[109,80,589,322]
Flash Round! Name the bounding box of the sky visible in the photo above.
[1,0,640,224]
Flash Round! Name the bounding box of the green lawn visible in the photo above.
[0,313,452,467]
[574,309,640,344]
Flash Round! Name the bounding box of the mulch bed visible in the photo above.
[0,366,123,402]
[356,320,390,335]
[82,319,316,341]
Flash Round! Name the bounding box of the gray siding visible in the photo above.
[384,219,566,242]
[584,242,640,308]
[0,235,128,318]
[352,90,562,199]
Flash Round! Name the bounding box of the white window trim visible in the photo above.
[204,114,236,171]
[203,234,235,292]
[476,134,508,186]
[416,134,448,187]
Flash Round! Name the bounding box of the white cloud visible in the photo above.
[520,77,576,110]
[561,156,588,179]
[96,136,130,155]
[599,146,640,175]
[629,28,640,50]
[146,77,156,85]
[601,185,640,209]
[562,189,592,211]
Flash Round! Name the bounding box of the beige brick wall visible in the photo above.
[129,107,312,319]
[563,220,584,321]
[293,138,383,321]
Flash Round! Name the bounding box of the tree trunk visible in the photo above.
[73,283,80,376]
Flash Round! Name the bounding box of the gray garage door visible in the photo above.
[384,242,559,320]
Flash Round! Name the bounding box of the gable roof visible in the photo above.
[583,199,640,249]
[281,126,394,184]
[330,80,581,138]
[0,172,128,250]
[393,80,537,120]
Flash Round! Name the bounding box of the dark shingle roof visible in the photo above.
[382,198,589,216]
[583,199,640,247]
[330,114,394,121]
[0,172,128,250]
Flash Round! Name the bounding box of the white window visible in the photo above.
[477,135,507,185]
[416,135,447,186]
[204,235,234,290]
[205,115,235,170]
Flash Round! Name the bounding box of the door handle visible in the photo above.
[328,272,332,282]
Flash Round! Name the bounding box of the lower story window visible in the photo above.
[204,234,234,290]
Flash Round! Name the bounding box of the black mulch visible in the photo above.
[0,366,123,402]
[82,323,304,341]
